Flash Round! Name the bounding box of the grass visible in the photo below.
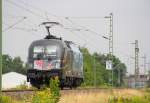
[59,89,150,103]
[60,91,110,103]
[0,95,22,103]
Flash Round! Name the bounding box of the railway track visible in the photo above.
[2,87,127,93]
[2,89,38,101]
[1,87,122,92]
[2,87,108,96]
[2,89,37,92]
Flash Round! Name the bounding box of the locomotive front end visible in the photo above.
[27,40,63,88]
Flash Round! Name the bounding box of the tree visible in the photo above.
[2,55,26,75]
[2,55,13,74]
[81,48,94,86]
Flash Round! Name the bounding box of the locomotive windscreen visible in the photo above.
[31,45,60,70]
[33,46,57,59]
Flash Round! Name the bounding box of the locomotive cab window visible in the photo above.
[45,45,58,60]
[33,46,44,59]
[45,46,57,55]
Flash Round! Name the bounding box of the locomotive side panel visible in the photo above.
[70,43,83,78]
[60,42,83,88]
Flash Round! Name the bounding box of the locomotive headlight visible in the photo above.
[55,63,60,69]
[55,60,60,69]
[28,63,33,69]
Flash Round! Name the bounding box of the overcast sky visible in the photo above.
[2,0,150,75]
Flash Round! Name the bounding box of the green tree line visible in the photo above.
[2,54,26,75]
[80,48,127,87]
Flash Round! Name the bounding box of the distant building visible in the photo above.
[2,72,28,89]
[125,74,149,88]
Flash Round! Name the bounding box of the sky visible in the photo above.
[2,0,150,75]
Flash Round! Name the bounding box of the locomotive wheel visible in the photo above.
[73,78,83,88]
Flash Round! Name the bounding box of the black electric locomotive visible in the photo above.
[27,22,84,88]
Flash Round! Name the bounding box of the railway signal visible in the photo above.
[106,60,112,70]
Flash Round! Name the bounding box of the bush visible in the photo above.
[32,89,52,103]
[32,77,60,103]
[50,77,60,99]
